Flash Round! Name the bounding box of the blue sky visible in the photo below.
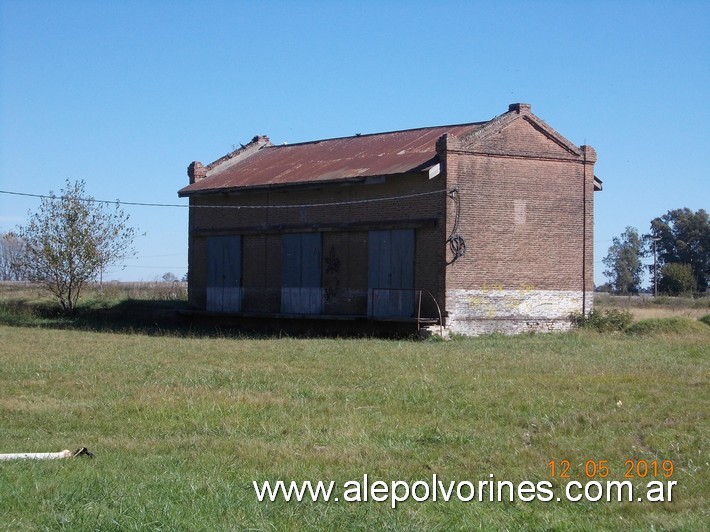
[1,0,708,285]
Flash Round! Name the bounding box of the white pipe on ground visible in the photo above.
[0,447,93,460]
[0,450,73,460]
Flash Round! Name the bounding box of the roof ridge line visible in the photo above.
[267,120,491,148]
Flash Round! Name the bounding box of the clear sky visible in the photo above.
[1,0,708,285]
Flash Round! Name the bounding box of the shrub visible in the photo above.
[700,314,710,327]
[571,308,633,332]
[658,263,697,296]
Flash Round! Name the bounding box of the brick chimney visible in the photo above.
[508,103,531,114]
[580,145,597,163]
[187,161,206,184]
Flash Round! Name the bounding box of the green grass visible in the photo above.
[1,285,708,529]
[0,282,194,337]
[626,317,710,336]
[1,317,708,530]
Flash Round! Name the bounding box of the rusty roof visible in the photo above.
[178,122,487,196]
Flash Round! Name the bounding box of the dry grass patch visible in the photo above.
[630,307,708,320]
[595,293,710,322]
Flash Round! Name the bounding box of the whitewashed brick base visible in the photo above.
[446,289,594,336]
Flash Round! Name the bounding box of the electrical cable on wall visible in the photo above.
[446,189,466,264]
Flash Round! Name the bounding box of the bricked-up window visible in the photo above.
[368,229,415,318]
[206,235,242,313]
[281,232,323,314]
[514,200,527,225]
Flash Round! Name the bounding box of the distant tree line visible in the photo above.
[603,208,709,296]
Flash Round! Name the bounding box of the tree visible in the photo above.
[595,282,612,293]
[648,208,709,292]
[16,179,138,312]
[603,226,645,295]
[162,272,178,283]
[658,263,697,296]
[0,232,25,281]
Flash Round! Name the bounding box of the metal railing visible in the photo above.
[369,287,444,335]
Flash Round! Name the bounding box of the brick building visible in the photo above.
[178,103,601,335]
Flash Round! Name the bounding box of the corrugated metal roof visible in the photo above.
[179,122,487,195]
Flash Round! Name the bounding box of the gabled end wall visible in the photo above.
[442,104,597,335]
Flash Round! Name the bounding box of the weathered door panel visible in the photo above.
[368,229,415,317]
[206,236,242,312]
[281,233,322,314]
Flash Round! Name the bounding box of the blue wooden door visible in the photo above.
[281,232,322,314]
[368,229,415,317]
[207,236,242,312]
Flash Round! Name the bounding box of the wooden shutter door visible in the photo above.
[281,233,322,314]
[206,236,242,312]
[368,229,415,317]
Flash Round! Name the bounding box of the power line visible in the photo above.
[124,253,187,259]
[0,189,187,208]
[107,265,186,269]
[0,188,452,210]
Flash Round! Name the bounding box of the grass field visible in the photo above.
[0,285,708,530]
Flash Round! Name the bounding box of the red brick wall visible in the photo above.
[322,231,368,315]
[443,115,596,316]
[186,174,448,314]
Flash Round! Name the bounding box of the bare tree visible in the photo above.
[16,179,138,312]
[162,272,178,283]
[0,232,25,281]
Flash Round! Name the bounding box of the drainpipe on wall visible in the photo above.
[582,147,587,315]
[579,145,597,316]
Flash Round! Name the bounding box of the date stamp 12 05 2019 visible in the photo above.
[548,459,675,480]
